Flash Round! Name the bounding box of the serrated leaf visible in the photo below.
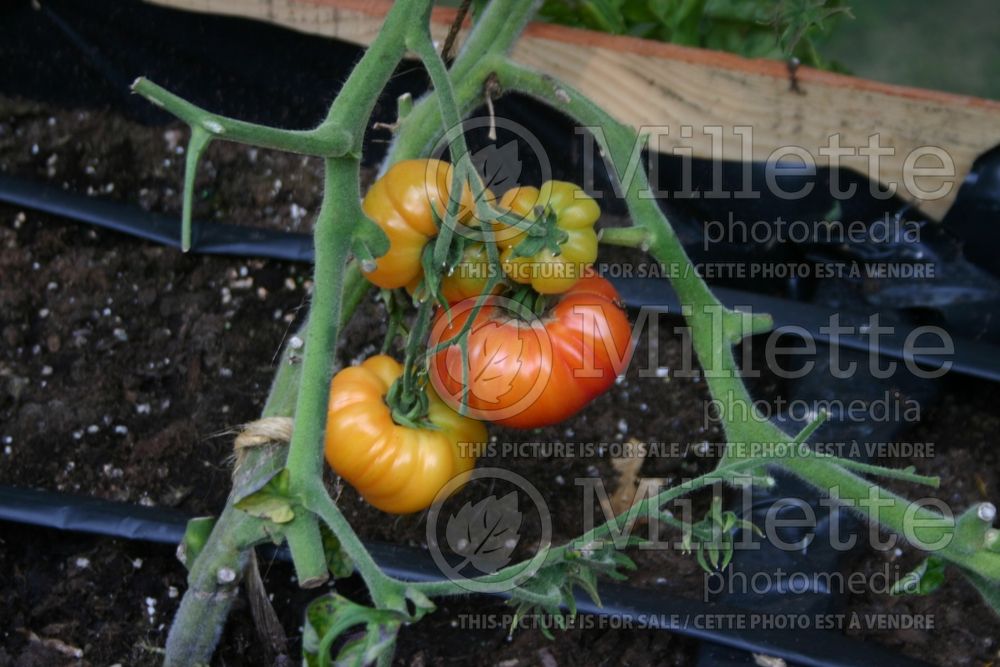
[561,585,578,617]
[892,557,946,596]
[446,492,522,573]
[234,469,295,524]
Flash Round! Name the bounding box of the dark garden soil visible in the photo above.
[1,98,998,667]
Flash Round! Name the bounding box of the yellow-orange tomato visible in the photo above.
[361,159,480,289]
[439,243,500,303]
[324,355,486,513]
[496,181,600,294]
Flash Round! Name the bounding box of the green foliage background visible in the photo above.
[535,0,851,69]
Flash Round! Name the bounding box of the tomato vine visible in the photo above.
[130,1,1000,665]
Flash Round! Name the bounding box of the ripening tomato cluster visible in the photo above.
[324,159,633,513]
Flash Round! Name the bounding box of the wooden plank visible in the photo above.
[145,0,1000,220]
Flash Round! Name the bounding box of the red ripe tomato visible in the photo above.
[427,276,632,429]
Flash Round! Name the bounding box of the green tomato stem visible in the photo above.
[131,77,352,157]
[598,225,653,249]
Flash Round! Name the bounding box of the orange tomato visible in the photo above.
[428,276,632,429]
[361,159,483,289]
[324,355,487,513]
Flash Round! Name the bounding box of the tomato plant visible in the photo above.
[134,2,1000,665]
[324,354,486,514]
[428,275,632,428]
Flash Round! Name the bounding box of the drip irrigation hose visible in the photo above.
[3,174,999,383]
[0,485,927,667]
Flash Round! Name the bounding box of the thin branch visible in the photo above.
[132,78,352,157]
[441,0,472,62]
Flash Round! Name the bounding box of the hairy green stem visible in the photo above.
[282,0,433,489]
[386,0,540,165]
[282,160,355,484]
[131,77,352,157]
[598,226,653,249]
[491,58,779,447]
[180,127,212,252]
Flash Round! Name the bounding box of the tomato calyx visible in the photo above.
[508,206,568,259]
[384,376,435,430]
[507,283,550,318]
[384,291,439,429]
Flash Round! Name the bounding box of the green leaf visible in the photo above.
[720,543,735,570]
[420,229,445,306]
[891,557,946,596]
[695,547,711,574]
[580,0,627,33]
[234,469,295,524]
[319,523,355,579]
[569,567,602,608]
[180,516,216,569]
[302,594,406,667]
[404,587,437,619]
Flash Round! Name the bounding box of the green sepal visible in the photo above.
[234,468,295,524]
